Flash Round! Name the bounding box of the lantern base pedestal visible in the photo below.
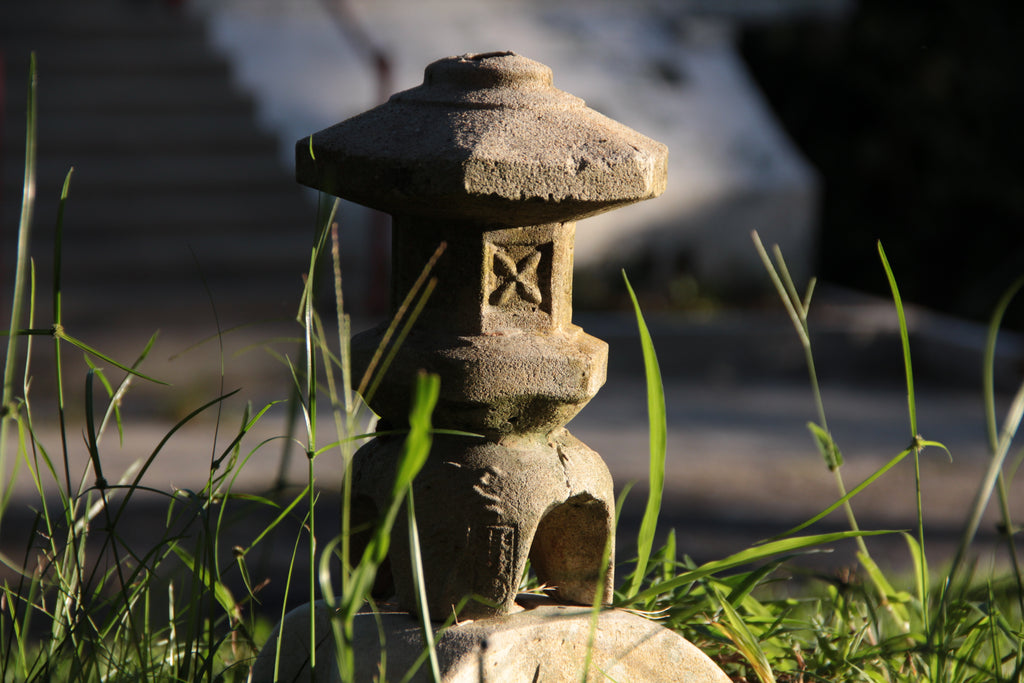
[251,596,730,683]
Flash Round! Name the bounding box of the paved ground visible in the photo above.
[3,301,1022,612]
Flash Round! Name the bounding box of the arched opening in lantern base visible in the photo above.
[529,494,614,606]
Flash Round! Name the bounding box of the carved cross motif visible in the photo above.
[490,247,543,307]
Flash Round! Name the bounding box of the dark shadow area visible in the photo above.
[741,1,1024,329]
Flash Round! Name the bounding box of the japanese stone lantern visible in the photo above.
[296,51,667,620]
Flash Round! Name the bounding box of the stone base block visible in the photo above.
[251,595,730,682]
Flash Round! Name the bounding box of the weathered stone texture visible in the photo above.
[297,52,667,225]
[252,599,733,683]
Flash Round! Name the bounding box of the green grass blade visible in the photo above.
[169,545,239,624]
[330,222,354,417]
[294,198,338,463]
[52,169,73,326]
[391,372,441,498]
[235,487,309,557]
[56,330,167,385]
[752,231,809,348]
[808,421,843,470]
[982,278,1024,617]
[902,532,929,606]
[709,582,776,683]
[210,399,283,471]
[661,528,677,584]
[983,277,1024,452]
[83,370,108,491]
[99,389,241,537]
[406,486,442,683]
[579,482,632,682]
[772,244,807,324]
[359,242,446,404]
[877,242,917,437]
[765,446,914,542]
[328,221,359,603]
[1,54,38,539]
[296,197,338,326]
[754,231,893,605]
[622,271,667,598]
[3,54,37,410]
[342,372,440,624]
[947,375,1024,587]
[620,529,893,607]
[87,332,159,449]
[856,549,911,612]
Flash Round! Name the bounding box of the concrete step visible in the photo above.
[4,112,281,155]
[23,231,315,329]
[2,35,231,78]
[34,230,311,276]
[3,71,259,114]
[2,153,301,195]
[0,1,203,40]
[0,0,316,329]
[15,188,313,231]
[37,278,309,331]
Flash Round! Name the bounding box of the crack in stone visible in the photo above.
[555,443,572,493]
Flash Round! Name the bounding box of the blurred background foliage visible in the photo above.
[741,0,1024,330]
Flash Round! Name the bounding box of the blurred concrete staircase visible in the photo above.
[0,0,315,337]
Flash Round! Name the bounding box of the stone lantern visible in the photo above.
[296,51,665,620]
[254,52,730,682]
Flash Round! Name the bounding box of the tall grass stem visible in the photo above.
[1,54,38,537]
